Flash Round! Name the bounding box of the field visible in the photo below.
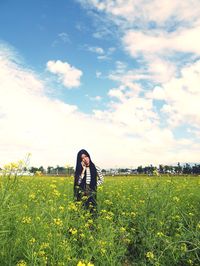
[0,175,200,266]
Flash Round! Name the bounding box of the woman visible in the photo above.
[74,149,104,216]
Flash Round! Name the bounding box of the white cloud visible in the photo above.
[58,32,70,43]
[46,60,82,88]
[146,57,177,83]
[88,46,104,54]
[79,0,200,85]
[79,0,200,28]
[149,60,200,128]
[86,94,102,101]
[108,87,125,101]
[1,45,200,168]
[96,71,102,78]
[123,25,200,58]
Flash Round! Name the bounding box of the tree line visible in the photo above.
[126,163,200,175]
[27,162,200,176]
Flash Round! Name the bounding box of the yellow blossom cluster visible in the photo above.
[29,193,36,200]
[53,218,63,227]
[69,228,78,235]
[146,251,154,260]
[156,232,164,237]
[22,216,32,224]
[68,202,78,211]
[77,261,94,266]
[16,260,27,266]
[52,189,61,197]
[29,238,36,244]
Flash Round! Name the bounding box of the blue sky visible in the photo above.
[0,0,200,168]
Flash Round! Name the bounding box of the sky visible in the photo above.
[0,0,200,169]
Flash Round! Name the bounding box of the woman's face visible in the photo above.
[81,153,90,166]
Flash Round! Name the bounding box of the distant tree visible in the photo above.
[30,166,40,174]
[65,165,74,176]
[159,164,164,174]
[192,164,200,175]
[183,163,192,174]
[137,166,143,174]
[39,166,45,174]
[47,166,54,174]
[102,169,106,175]
[174,162,182,174]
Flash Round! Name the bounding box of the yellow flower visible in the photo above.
[40,242,50,249]
[53,218,63,227]
[22,216,32,224]
[173,196,180,202]
[68,202,78,211]
[69,228,77,235]
[77,261,86,266]
[11,162,19,169]
[104,199,112,205]
[104,215,112,221]
[88,219,93,224]
[156,232,164,237]
[98,240,106,247]
[146,251,154,260]
[38,250,46,256]
[130,211,136,217]
[80,233,85,238]
[180,243,187,253]
[16,260,27,266]
[101,248,106,254]
[59,206,64,211]
[52,189,60,197]
[50,183,57,189]
[29,238,36,244]
[188,259,193,265]
[87,263,94,266]
[3,163,12,171]
[120,227,126,233]
[29,193,36,200]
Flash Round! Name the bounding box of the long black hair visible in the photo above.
[74,149,97,189]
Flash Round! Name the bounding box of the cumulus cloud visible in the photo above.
[79,0,200,85]
[2,46,199,167]
[148,60,200,128]
[46,60,83,88]
[123,26,200,58]
[79,0,200,28]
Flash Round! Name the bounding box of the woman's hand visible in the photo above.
[81,161,86,177]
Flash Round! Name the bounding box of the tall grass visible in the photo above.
[0,175,200,265]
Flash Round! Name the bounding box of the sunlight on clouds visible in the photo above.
[79,0,200,28]
[123,25,200,58]
[1,33,200,167]
[149,60,200,128]
[1,46,197,167]
[46,60,83,88]
[146,57,176,83]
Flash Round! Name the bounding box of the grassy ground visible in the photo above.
[0,175,200,266]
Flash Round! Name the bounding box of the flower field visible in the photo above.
[0,175,200,266]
